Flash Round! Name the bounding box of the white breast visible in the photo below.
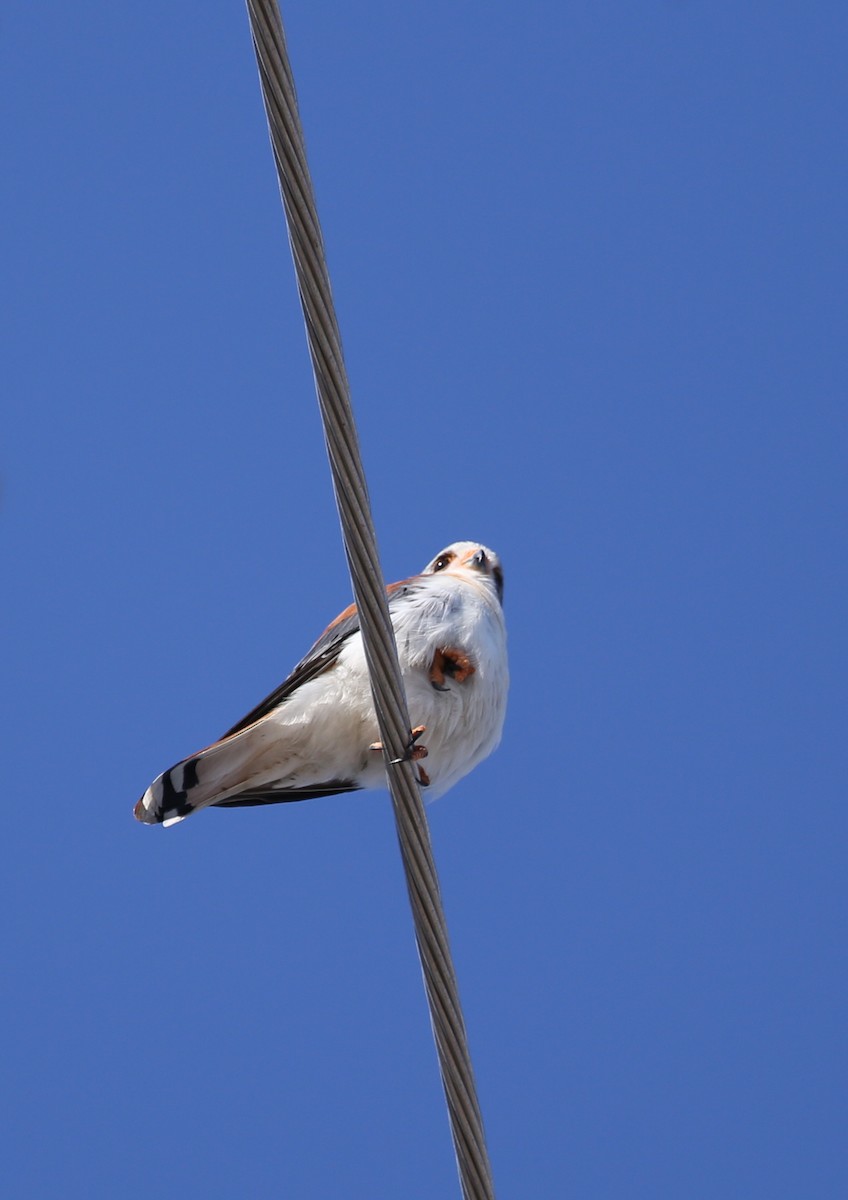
[343,572,509,797]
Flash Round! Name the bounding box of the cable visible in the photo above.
[243,3,496,1196]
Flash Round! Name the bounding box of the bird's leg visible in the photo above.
[429,647,476,690]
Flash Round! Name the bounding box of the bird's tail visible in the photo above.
[134,722,362,827]
[135,752,207,827]
[134,725,269,826]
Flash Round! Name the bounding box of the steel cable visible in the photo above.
[243,3,496,1196]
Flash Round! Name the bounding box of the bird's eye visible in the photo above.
[433,553,452,572]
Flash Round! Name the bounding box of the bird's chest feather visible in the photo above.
[392,580,509,793]
[328,576,507,796]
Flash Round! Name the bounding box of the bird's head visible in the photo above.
[422,541,504,604]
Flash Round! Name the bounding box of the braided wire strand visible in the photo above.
[243,3,496,1196]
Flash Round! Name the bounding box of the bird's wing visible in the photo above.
[136,581,424,824]
[221,580,416,738]
[221,607,364,737]
[208,580,418,811]
[213,781,361,808]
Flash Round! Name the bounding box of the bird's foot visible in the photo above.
[398,727,430,789]
[369,727,431,789]
[429,647,476,690]
[404,726,429,763]
[369,725,428,763]
[369,720,431,787]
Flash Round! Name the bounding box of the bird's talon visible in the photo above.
[374,726,428,764]
[430,647,476,690]
[406,726,428,762]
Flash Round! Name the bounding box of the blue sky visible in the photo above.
[3,3,846,1196]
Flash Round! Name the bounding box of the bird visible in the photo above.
[134,541,508,827]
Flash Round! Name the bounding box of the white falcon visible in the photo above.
[135,541,508,826]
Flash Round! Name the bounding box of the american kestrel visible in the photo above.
[134,541,508,826]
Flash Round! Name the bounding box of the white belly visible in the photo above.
[335,573,509,797]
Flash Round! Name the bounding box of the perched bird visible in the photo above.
[135,541,508,827]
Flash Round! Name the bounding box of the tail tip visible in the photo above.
[134,792,158,825]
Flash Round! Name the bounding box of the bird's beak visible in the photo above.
[469,548,487,570]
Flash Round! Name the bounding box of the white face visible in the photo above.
[422,542,504,604]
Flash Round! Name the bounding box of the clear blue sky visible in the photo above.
[3,3,845,1196]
